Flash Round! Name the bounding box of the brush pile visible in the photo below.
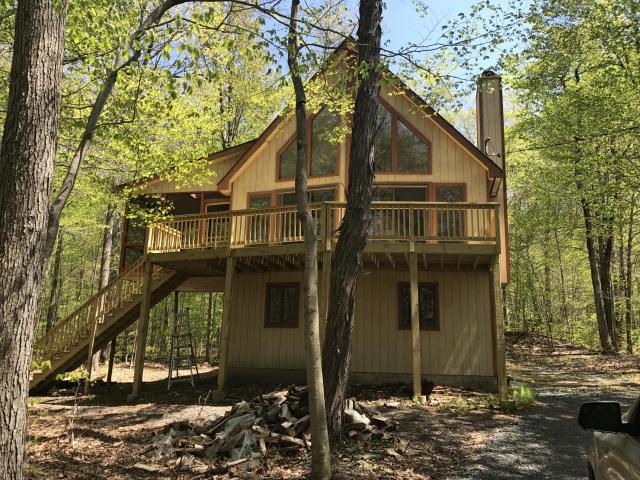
[136,385,399,475]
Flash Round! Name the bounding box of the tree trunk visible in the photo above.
[43,0,198,260]
[97,207,117,365]
[625,204,634,354]
[76,266,85,301]
[553,228,571,336]
[542,234,554,347]
[599,234,618,351]
[322,0,382,444]
[0,1,67,478]
[576,163,614,353]
[45,230,65,333]
[582,200,615,353]
[287,2,331,477]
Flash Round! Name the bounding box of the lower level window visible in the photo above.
[265,283,300,328]
[398,282,439,330]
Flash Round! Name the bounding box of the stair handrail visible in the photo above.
[32,257,161,365]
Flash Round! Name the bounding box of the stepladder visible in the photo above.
[167,308,200,390]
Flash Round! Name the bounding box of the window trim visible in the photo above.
[264,282,300,328]
[397,281,440,331]
[275,184,339,206]
[276,108,341,182]
[374,97,433,175]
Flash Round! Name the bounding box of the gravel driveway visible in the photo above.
[449,385,637,480]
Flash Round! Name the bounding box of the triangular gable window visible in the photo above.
[374,101,430,174]
[278,107,340,180]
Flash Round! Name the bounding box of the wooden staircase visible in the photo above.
[30,259,188,393]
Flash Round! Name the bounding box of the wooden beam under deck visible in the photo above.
[152,245,495,276]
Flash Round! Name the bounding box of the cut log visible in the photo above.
[371,415,389,428]
[344,408,370,426]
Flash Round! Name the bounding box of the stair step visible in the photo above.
[30,267,186,390]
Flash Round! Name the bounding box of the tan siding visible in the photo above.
[228,269,494,378]
[228,271,306,370]
[230,84,491,208]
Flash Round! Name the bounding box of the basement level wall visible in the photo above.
[226,269,495,381]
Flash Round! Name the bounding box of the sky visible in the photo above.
[383,0,484,50]
[380,0,527,75]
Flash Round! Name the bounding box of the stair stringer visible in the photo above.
[30,271,189,393]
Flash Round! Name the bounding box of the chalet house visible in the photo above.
[30,46,509,401]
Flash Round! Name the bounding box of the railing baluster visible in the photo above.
[138,201,500,255]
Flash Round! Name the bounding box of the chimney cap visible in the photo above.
[481,69,498,77]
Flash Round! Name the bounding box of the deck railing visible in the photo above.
[146,202,499,254]
[32,259,164,365]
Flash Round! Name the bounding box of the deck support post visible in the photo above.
[106,335,117,391]
[130,258,154,400]
[409,250,422,400]
[217,256,235,391]
[319,251,332,343]
[493,255,508,401]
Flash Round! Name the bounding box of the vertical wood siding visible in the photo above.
[227,269,494,377]
[230,84,490,208]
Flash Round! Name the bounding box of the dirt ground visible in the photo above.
[25,340,640,479]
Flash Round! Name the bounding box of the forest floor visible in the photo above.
[25,339,640,479]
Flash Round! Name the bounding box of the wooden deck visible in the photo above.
[146,201,501,274]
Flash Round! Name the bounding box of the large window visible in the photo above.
[372,186,428,202]
[278,140,297,180]
[370,186,428,238]
[435,184,465,239]
[374,103,430,173]
[374,107,393,172]
[277,188,336,238]
[265,283,300,328]
[278,108,340,180]
[311,108,339,176]
[398,282,439,330]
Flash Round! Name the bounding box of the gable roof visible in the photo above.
[217,49,502,192]
[386,71,503,178]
